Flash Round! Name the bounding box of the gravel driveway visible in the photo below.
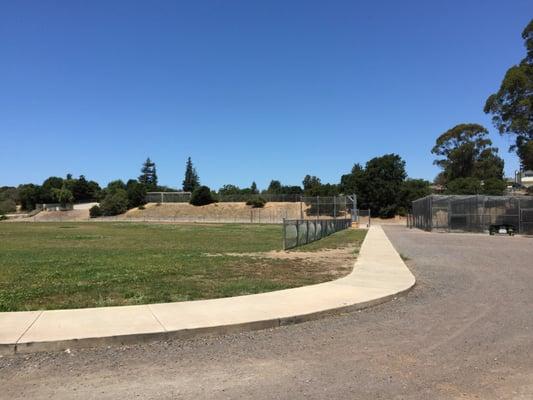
[1,226,533,399]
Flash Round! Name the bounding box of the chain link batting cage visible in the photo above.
[409,195,533,234]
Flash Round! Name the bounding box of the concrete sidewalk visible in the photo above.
[0,226,415,354]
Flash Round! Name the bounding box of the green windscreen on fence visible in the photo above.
[283,218,352,249]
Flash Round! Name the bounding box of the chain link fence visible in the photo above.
[282,218,353,250]
[409,195,533,235]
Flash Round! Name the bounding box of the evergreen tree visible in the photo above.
[138,158,158,191]
[182,157,200,192]
[250,181,258,194]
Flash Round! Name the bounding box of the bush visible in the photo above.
[100,189,129,216]
[138,204,145,210]
[89,205,102,218]
[190,186,216,206]
[0,199,16,214]
[0,214,7,221]
[246,197,266,208]
[527,186,533,195]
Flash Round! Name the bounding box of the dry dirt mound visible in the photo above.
[33,209,90,221]
[123,202,306,222]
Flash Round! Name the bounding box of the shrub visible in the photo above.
[246,197,266,208]
[89,205,102,218]
[527,186,533,195]
[138,204,146,210]
[100,189,129,216]
[0,199,16,214]
[0,214,7,221]
[190,186,216,206]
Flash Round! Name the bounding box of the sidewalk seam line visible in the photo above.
[15,310,44,344]
[147,305,167,332]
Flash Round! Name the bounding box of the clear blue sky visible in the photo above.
[1,1,531,190]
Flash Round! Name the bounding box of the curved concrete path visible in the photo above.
[0,225,415,354]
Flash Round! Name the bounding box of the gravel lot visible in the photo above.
[1,226,533,399]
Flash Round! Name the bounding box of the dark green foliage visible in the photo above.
[51,185,74,206]
[126,179,147,209]
[363,154,407,217]
[183,157,200,192]
[266,180,282,194]
[246,197,266,208]
[89,205,102,218]
[250,181,258,194]
[445,178,483,195]
[138,158,158,191]
[0,199,16,214]
[218,184,242,196]
[527,186,533,195]
[100,189,129,216]
[17,184,42,210]
[68,175,100,203]
[190,185,216,206]
[399,179,432,210]
[481,178,507,195]
[432,124,504,183]
[41,177,64,203]
[484,19,533,169]
[340,155,408,217]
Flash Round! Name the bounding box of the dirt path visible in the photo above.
[1,226,533,399]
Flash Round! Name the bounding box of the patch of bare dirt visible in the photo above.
[206,245,359,278]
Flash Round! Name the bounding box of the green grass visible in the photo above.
[0,222,366,311]
[294,228,367,252]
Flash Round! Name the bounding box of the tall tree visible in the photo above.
[362,154,407,217]
[484,19,533,169]
[138,158,158,191]
[250,182,258,194]
[431,123,504,183]
[182,157,200,192]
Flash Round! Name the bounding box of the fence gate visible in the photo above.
[521,209,533,235]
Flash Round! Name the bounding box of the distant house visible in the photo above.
[516,170,533,188]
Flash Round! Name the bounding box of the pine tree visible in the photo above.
[182,157,200,192]
[138,158,158,191]
[250,181,258,194]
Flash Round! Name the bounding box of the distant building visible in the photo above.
[516,170,533,188]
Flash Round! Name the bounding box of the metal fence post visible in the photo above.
[282,218,287,250]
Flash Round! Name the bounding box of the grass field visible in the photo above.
[0,222,366,311]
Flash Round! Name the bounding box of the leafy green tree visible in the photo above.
[41,177,64,203]
[17,184,42,210]
[182,157,200,192]
[190,185,216,206]
[100,189,129,216]
[431,124,504,183]
[302,175,321,194]
[0,199,16,214]
[445,178,482,195]
[218,184,241,196]
[361,154,407,217]
[265,180,282,194]
[138,158,158,191]
[52,185,74,206]
[340,164,365,195]
[126,179,147,208]
[399,179,432,211]
[482,178,507,196]
[484,19,533,169]
[89,205,102,218]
